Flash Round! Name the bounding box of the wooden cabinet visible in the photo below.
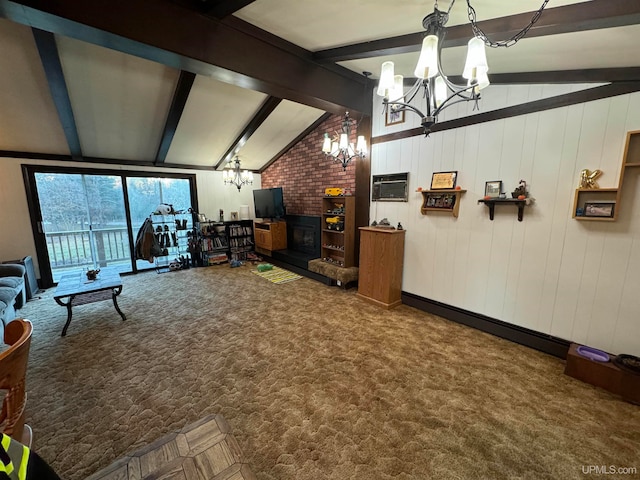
[573,130,640,221]
[321,195,355,267]
[356,227,406,309]
[254,221,286,256]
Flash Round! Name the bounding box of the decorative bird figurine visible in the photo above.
[579,169,602,189]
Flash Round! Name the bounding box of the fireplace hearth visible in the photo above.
[270,215,321,269]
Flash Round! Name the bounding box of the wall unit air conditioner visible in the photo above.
[372,173,409,202]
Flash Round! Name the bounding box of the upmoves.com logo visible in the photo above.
[582,465,638,475]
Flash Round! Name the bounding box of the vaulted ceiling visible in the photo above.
[1,0,640,172]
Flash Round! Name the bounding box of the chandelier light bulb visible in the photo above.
[434,75,447,108]
[322,133,332,153]
[339,133,349,150]
[463,37,489,81]
[414,35,439,79]
[389,75,405,103]
[377,61,395,97]
[356,135,367,155]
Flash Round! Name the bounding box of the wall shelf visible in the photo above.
[572,130,640,221]
[477,198,528,221]
[418,189,466,218]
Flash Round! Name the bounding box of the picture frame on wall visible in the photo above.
[430,171,457,190]
[385,108,405,126]
[484,180,502,198]
[584,201,615,218]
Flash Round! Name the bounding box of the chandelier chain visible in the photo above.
[466,0,550,48]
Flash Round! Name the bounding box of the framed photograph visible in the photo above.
[484,180,502,198]
[230,211,239,220]
[430,171,458,190]
[385,108,405,126]
[584,201,615,218]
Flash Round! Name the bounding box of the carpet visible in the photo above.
[14,264,640,480]
[251,265,302,284]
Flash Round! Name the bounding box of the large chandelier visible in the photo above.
[321,111,367,171]
[377,0,549,136]
[223,156,253,191]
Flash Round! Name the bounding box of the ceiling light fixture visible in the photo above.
[321,111,368,171]
[223,156,253,192]
[376,0,549,136]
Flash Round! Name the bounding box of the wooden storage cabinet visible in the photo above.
[254,221,287,256]
[356,227,406,309]
[321,195,355,267]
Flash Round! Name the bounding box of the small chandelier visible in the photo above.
[321,112,367,171]
[377,0,549,136]
[223,156,253,191]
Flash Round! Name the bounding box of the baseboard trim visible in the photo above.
[401,292,570,359]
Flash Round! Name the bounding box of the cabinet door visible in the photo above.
[254,229,267,248]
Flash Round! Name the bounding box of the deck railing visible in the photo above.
[45,227,131,269]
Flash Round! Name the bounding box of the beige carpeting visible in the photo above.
[16,265,640,480]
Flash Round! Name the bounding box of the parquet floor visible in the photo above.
[86,415,256,480]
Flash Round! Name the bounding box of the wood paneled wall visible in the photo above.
[370,85,640,356]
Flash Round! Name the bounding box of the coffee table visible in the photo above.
[54,267,126,336]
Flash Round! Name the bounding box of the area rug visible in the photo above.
[251,266,301,284]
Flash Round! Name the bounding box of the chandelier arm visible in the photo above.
[384,99,428,122]
[433,93,478,118]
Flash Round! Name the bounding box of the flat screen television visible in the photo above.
[253,187,285,220]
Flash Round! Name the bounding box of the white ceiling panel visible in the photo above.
[56,35,179,161]
[166,75,268,167]
[235,0,588,51]
[233,101,326,171]
[0,19,69,154]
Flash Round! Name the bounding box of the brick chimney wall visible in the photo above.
[261,114,356,216]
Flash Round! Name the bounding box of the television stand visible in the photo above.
[254,220,287,256]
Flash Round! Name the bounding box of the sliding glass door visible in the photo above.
[24,166,198,287]
[127,176,192,271]
[34,173,131,282]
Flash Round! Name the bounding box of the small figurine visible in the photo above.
[86,269,100,280]
[511,180,528,199]
[371,220,377,226]
[579,169,602,189]
[397,222,403,230]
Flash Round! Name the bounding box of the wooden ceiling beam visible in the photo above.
[0,0,368,116]
[31,27,82,160]
[214,96,282,170]
[439,68,640,85]
[315,0,640,62]
[200,0,256,19]
[155,70,196,165]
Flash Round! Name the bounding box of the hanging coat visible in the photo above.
[134,218,163,262]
